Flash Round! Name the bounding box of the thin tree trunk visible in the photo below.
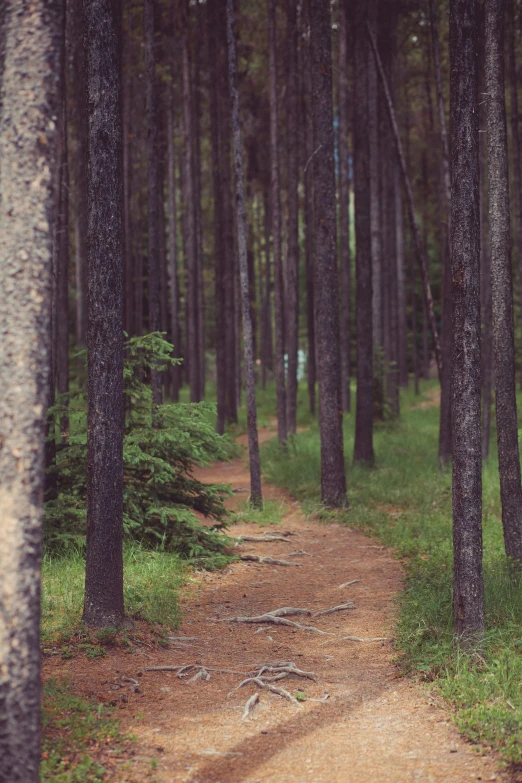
[310,0,347,506]
[145,0,162,404]
[354,0,374,464]
[0,3,62,778]
[57,81,70,436]
[285,0,299,435]
[485,0,522,566]
[83,0,125,629]
[268,0,287,444]
[507,0,522,361]
[226,0,262,507]
[481,124,493,461]
[122,3,133,337]
[450,0,484,644]
[303,3,316,418]
[193,2,205,400]
[167,55,181,401]
[338,0,351,414]
[368,25,442,379]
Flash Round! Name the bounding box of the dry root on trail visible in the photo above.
[242,692,260,719]
[220,612,330,635]
[138,664,246,678]
[231,661,319,707]
[314,601,357,617]
[338,579,360,588]
[237,535,291,544]
[239,554,302,566]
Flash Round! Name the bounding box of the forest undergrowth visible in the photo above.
[262,380,522,768]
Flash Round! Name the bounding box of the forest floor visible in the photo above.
[43,424,507,783]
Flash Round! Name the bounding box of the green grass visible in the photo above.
[42,679,133,783]
[231,496,288,526]
[262,380,522,766]
[42,543,185,647]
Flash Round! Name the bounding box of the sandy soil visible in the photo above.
[43,428,507,783]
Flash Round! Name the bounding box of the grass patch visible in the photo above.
[262,380,522,766]
[231,497,288,526]
[42,679,135,782]
[42,544,185,655]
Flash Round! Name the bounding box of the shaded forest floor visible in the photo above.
[42,393,516,782]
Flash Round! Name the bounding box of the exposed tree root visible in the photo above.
[238,535,290,543]
[242,692,260,719]
[314,601,356,617]
[139,664,247,677]
[342,636,388,642]
[287,550,311,556]
[188,667,211,683]
[233,676,299,705]
[306,692,330,703]
[266,607,312,617]
[338,579,360,588]
[239,554,302,566]
[221,613,330,634]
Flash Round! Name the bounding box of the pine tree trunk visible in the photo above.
[285,0,299,435]
[395,165,408,388]
[82,0,125,629]
[485,0,522,566]
[226,0,262,507]
[193,3,205,400]
[268,0,287,444]
[0,4,62,778]
[368,25,442,379]
[57,81,70,436]
[354,0,374,464]
[507,0,522,353]
[67,0,88,345]
[310,0,347,507]
[450,0,484,643]
[122,3,133,338]
[303,2,316,418]
[480,57,493,460]
[145,0,162,404]
[167,61,181,402]
[338,0,351,414]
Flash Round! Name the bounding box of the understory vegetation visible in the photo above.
[262,381,522,767]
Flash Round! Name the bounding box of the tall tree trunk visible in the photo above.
[303,2,316,417]
[507,0,522,362]
[368,26,442,379]
[193,2,205,400]
[167,54,181,401]
[226,0,262,507]
[485,0,522,566]
[182,10,200,403]
[57,81,70,436]
[354,0,374,464]
[268,0,287,444]
[450,0,484,644]
[122,2,133,337]
[481,131,493,461]
[145,0,162,404]
[395,165,408,387]
[310,0,347,506]
[338,0,351,413]
[67,0,88,345]
[0,3,61,778]
[368,0,383,419]
[82,0,125,629]
[285,0,299,435]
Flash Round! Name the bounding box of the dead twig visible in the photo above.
[242,692,260,720]
[314,602,356,617]
[338,579,360,589]
[239,554,302,566]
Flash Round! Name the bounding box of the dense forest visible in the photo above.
[2,0,522,780]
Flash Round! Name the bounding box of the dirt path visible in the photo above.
[45,428,505,783]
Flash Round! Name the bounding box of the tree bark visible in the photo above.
[450,0,484,644]
[354,0,374,464]
[303,2,316,418]
[285,0,299,435]
[57,78,70,436]
[82,0,125,629]
[226,0,263,508]
[368,25,442,379]
[485,0,522,566]
[0,3,62,778]
[338,0,351,414]
[167,51,181,401]
[268,0,287,444]
[310,0,347,507]
[145,0,162,404]
[395,164,408,388]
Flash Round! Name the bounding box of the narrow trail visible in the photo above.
[45,427,504,782]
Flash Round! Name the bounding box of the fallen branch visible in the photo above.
[242,692,260,720]
[314,602,356,617]
[239,554,302,566]
[338,579,360,589]
[221,613,330,635]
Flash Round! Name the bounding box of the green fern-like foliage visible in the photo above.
[45,333,235,566]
